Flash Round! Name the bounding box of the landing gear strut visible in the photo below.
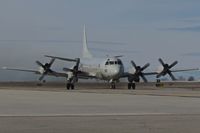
[110,82,116,89]
[66,83,74,90]
[128,82,135,90]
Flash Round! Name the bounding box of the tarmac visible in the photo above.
[0,82,200,133]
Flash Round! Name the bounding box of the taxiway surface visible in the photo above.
[0,83,200,133]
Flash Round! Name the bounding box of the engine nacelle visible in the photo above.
[128,75,140,83]
[38,67,45,74]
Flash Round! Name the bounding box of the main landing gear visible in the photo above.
[36,80,46,86]
[128,82,135,90]
[66,83,75,90]
[66,77,77,90]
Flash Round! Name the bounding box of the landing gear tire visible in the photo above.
[128,83,132,89]
[71,84,74,90]
[110,83,116,89]
[66,83,75,90]
[132,83,136,90]
[37,83,42,86]
[67,83,70,90]
[128,83,135,90]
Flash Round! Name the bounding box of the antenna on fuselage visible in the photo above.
[83,25,93,59]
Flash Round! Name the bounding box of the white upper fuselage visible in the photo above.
[78,57,124,81]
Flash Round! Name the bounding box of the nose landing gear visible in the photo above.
[66,83,75,90]
[128,82,135,90]
[110,82,116,89]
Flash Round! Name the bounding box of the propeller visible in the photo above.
[129,61,150,82]
[36,58,55,81]
[63,58,80,83]
[156,58,178,80]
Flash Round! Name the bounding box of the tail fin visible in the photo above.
[83,25,93,58]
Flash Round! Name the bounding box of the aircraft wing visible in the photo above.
[171,68,199,72]
[2,67,68,78]
[45,55,97,79]
[45,55,78,62]
[47,71,68,77]
[132,68,199,77]
[77,74,97,79]
[63,67,97,79]
[121,71,158,78]
[142,68,199,75]
[128,68,199,76]
[2,67,41,74]
[120,72,130,78]
[143,72,158,75]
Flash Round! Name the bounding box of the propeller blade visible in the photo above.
[36,61,44,68]
[156,72,163,78]
[39,74,45,81]
[131,61,137,68]
[168,71,176,81]
[129,61,150,82]
[76,58,80,66]
[141,74,148,82]
[157,58,178,81]
[141,63,150,71]
[169,61,178,69]
[74,58,80,71]
[49,58,55,67]
[158,58,165,66]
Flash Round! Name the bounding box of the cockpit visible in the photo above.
[105,59,122,66]
[102,58,124,79]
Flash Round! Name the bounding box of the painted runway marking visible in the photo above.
[0,113,177,117]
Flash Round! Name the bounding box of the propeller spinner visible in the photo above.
[36,58,55,81]
[156,58,178,80]
[129,61,150,82]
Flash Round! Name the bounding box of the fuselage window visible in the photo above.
[105,62,109,65]
[110,61,114,65]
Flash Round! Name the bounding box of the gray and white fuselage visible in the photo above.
[78,57,124,81]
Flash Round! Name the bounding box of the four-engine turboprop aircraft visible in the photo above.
[2,26,199,89]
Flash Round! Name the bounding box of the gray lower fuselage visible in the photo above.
[79,57,124,81]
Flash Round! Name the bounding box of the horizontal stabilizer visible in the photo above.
[45,55,78,62]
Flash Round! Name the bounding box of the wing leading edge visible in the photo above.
[2,67,68,78]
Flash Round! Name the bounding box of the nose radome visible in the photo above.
[112,66,120,76]
[113,68,119,74]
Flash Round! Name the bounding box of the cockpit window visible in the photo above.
[105,59,122,65]
[110,61,114,65]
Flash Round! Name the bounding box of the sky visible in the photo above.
[0,0,200,81]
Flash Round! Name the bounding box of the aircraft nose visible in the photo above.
[111,66,121,77]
